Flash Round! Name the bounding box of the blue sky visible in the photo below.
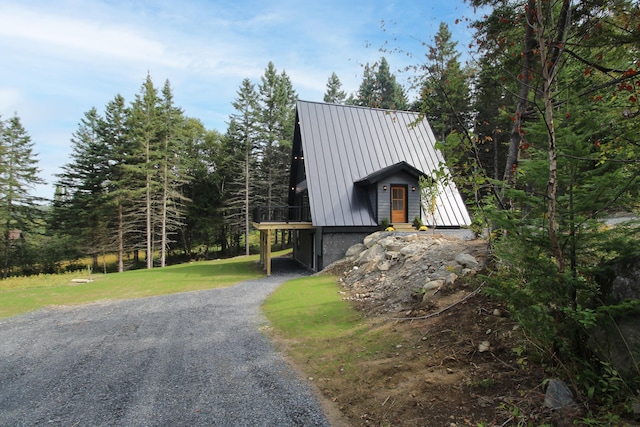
[0,0,479,200]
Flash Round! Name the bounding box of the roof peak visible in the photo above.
[297,99,417,115]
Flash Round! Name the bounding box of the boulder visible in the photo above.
[378,236,405,252]
[357,244,386,265]
[345,243,365,257]
[455,253,478,269]
[400,243,424,256]
[363,231,385,248]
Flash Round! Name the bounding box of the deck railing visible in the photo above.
[252,205,312,223]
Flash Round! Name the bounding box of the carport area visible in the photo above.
[254,222,315,276]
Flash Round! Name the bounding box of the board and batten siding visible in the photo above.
[376,172,421,225]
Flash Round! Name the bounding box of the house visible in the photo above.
[253,100,471,274]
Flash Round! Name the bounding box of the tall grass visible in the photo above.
[0,253,280,319]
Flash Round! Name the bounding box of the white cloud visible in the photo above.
[0,5,178,67]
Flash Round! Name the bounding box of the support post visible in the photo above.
[266,228,272,276]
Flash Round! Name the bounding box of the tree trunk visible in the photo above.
[146,179,153,269]
[503,0,537,186]
[117,201,124,272]
[537,0,572,272]
[244,144,250,256]
[160,149,169,268]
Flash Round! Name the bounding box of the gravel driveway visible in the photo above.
[0,259,330,426]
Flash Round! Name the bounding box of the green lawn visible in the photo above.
[0,253,280,319]
[262,275,401,384]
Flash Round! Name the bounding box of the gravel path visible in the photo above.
[0,259,330,426]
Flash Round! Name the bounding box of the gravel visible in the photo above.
[0,259,330,426]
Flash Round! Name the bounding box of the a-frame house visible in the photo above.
[253,100,471,274]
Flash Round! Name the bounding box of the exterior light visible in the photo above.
[411,186,416,191]
[383,185,387,191]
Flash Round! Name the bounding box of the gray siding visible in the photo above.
[375,172,421,225]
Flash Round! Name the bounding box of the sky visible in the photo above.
[0,0,480,200]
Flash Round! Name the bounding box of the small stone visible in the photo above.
[478,341,490,352]
[396,344,403,349]
[445,272,458,285]
[493,308,502,316]
[544,378,575,409]
[423,279,444,291]
[486,329,492,335]
[446,368,454,374]
[377,260,391,271]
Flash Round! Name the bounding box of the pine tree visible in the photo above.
[157,80,188,267]
[128,74,162,269]
[349,57,408,109]
[180,120,223,258]
[0,114,45,278]
[257,62,297,209]
[55,108,111,273]
[226,78,260,255]
[98,94,131,272]
[323,72,347,104]
[463,0,640,394]
[415,22,472,142]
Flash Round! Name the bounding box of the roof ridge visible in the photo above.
[296,99,418,115]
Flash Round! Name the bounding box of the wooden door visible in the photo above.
[390,185,407,223]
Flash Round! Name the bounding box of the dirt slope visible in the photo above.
[315,233,578,426]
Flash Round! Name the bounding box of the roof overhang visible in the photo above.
[354,161,428,187]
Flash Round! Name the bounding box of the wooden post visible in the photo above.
[266,228,272,276]
[259,230,265,267]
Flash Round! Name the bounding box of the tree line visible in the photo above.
[0,53,439,276]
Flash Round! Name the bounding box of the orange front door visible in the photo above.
[390,185,407,223]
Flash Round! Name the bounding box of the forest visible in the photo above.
[1,0,640,418]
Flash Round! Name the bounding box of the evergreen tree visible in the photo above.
[323,72,347,104]
[98,94,131,272]
[459,0,640,401]
[0,114,45,277]
[415,22,472,142]
[128,74,162,269]
[157,80,188,267]
[180,120,223,258]
[348,57,408,109]
[226,78,260,255]
[257,62,297,209]
[52,108,111,273]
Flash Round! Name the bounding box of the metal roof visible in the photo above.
[294,100,471,227]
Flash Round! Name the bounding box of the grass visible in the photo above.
[0,251,292,319]
[262,275,363,338]
[262,275,402,383]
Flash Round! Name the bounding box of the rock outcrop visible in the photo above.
[322,231,487,315]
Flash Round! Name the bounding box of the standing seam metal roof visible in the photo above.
[296,100,471,227]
